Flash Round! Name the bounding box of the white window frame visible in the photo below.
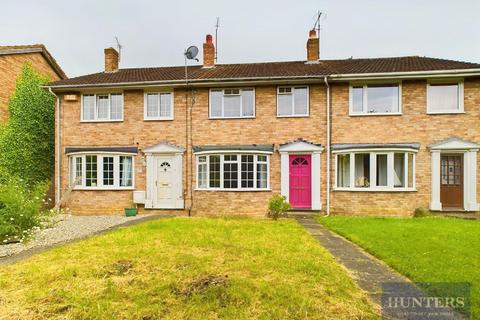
[349,83,402,116]
[276,86,310,117]
[81,93,124,122]
[195,152,270,191]
[143,91,174,120]
[426,79,464,114]
[68,153,135,190]
[209,88,256,119]
[334,149,416,192]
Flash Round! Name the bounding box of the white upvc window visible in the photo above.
[196,153,270,191]
[349,83,402,115]
[277,86,309,117]
[81,93,123,122]
[144,92,174,120]
[209,88,255,119]
[69,154,134,189]
[335,151,415,191]
[426,80,464,114]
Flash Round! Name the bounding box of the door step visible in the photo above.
[286,210,321,218]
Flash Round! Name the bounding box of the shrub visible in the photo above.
[268,195,291,220]
[0,64,54,187]
[413,207,431,218]
[0,177,52,244]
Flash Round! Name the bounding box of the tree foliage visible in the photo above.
[0,64,55,186]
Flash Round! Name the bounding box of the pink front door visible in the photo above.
[289,155,312,209]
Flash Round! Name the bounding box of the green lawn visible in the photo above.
[317,216,480,319]
[0,217,378,320]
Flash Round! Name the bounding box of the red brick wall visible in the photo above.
[0,52,61,122]
[57,79,480,216]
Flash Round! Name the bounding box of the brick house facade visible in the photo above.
[0,45,66,122]
[47,31,480,216]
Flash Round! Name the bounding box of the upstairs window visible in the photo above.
[350,84,401,115]
[209,88,255,118]
[427,81,464,114]
[82,93,123,121]
[145,92,173,120]
[277,86,309,117]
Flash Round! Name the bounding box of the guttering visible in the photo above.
[43,67,480,91]
[324,76,331,217]
[329,68,480,81]
[48,88,61,209]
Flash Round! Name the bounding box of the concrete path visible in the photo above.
[295,216,466,319]
[0,214,172,266]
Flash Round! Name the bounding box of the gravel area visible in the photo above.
[0,214,154,259]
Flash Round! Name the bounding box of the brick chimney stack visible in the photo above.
[306,29,319,62]
[203,34,215,68]
[104,47,119,72]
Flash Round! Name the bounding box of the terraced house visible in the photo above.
[46,30,480,216]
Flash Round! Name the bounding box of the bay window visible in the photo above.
[70,154,134,189]
[82,93,123,121]
[350,84,401,115]
[335,151,415,191]
[426,81,464,114]
[196,154,270,190]
[277,86,309,117]
[209,88,255,118]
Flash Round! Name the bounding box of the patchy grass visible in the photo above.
[0,217,378,319]
[317,216,480,319]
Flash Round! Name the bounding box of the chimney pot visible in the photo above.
[104,47,119,72]
[203,34,215,68]
[206,34,213,44]
[306,30,319,62]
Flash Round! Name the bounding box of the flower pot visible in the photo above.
[125,208,137,217]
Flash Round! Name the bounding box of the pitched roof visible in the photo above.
[47,56,480,88]
[0,44,67,79]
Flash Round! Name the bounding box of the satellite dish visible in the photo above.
[185,46,199,60]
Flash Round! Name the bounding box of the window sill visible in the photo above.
[349,113,402,117]
[73,187,135,191]
[143,117,174,121]
[209,116,256,120]
[426,110,465,115]
[276,114,309,118]
[333,187,417,192]
[195,188,271,192]
[80,119,124,123]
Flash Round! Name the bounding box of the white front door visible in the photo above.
[146,154,184,209]
[156,157,175,204]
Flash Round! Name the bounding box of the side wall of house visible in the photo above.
[0,52,61,122]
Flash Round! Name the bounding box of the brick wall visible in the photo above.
[330,79,480,215]
[0,52,61,122]
[57,79,480,216]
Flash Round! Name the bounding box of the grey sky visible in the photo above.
[1,0,479,77]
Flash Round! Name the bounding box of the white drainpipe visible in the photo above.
[48,88,61,206]
[324,76,331,216]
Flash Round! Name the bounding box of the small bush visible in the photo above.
[268,195,291,220]
[413,207,431,218]
[0,177,53,244]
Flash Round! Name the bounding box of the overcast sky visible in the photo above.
[1,0,479,77]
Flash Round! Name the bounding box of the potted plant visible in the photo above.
[124,202,138,217]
